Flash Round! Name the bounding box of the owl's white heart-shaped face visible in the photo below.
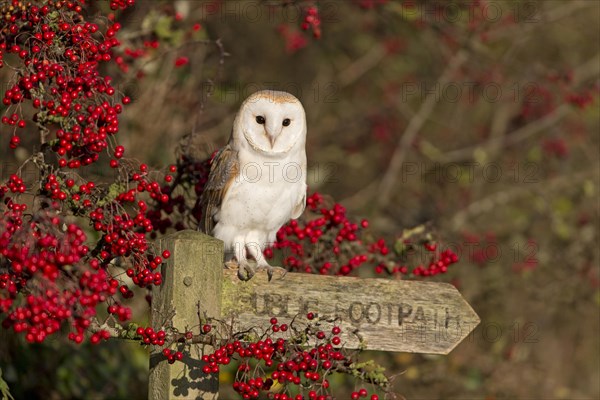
[233,90,306,156]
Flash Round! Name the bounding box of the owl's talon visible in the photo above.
[237,263,256,281]
[258,265,287,282]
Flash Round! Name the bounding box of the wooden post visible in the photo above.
[149,230,480,398]
[149,230,223,400]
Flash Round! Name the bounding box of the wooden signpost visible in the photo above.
[149,230,480,399]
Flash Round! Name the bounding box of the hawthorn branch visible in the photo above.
[331,361,389,388]
[343,45,470,210]
[89,317,391,390]
[427,52,600,164]
[448,168,598,231]
[485,1,596,42]
[88,316,218,346]
[376,49,469,208]
[338,44,388,88]
[438,104,570,164]
[89,317,129,338]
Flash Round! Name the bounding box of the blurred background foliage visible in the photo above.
[1,0,599,399]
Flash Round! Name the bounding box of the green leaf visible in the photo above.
[154,15,175,41]
[0,368,15,400]
[122,323,140,340]
[393,239,407,256]
[553,197,573,215]
[97,183,126,207]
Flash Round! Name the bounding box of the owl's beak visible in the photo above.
[264,122,280,148]
[264,129,277,148]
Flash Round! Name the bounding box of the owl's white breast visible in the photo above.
[214,147,306,249]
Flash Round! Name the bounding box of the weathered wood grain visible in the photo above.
[149,231,480,399]
[221,269,480,355]
[149,230,224,400]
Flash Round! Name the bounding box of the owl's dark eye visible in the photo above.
[282,118,291,127]
[256,115,266,124]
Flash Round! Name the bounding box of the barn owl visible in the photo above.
[200,90,307,280]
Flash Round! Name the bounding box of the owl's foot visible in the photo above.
[237,261,256,281]
[224,259,255,281]
[226,260,286,281]
[257,265,287,282]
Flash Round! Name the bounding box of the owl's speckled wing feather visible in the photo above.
[199,144,239,234]
[291,187,306,219]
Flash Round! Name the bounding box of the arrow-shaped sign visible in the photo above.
[150,231,482,399]
[221,269,480,355]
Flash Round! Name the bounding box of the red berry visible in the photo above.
[174,57,189,67]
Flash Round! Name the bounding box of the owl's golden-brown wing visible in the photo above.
[199,144,239,234]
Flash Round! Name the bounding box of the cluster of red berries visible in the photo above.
[107,302,132,322]
[174,56,189,67]
[162,348,184,364]
[463,231,498,267]
[5,175,26,194]
[112,8,203,76]
[519,70,599,121]
[270,192,369,276]
[565,90,596,109]
[301,6,321,39]
[115,44,148,74]
[84,166,172,289]
[0,203,128,343]
[411,245,459,276]
[542,138,569,159]
[277,25,309,54]
[371,240,459,277]
[0,2,130,169]
[1,113,25,149]
[90,329,111,344]
[188,313,382,400]
[110,0,135,10]
[41,174,68,200]
[351,391,379,400]
[275,3,322,54]
[267,192,458,278]
[136,326,167,346]
[0,0,178,344]
[147,156,211,237]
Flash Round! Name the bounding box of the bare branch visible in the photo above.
[431,53,600,163]
[338,44,387,88]
[376,49,469,208]
[486,1,596,42]
[448,168,598,231]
